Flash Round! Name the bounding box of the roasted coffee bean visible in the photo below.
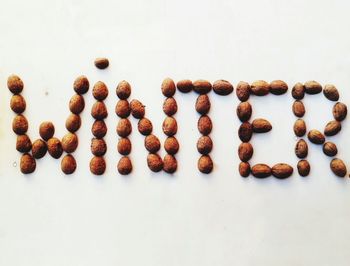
[7,75,24,94]
[252,119,272,133]
[292,82,305,100]
[236,102,252,122]
[91,120,107,138]
[239,162,250,177]
[117,156,133,175]
[69,94,85,114]
[117,118,132,137]
[197,115,212,135]
[138,118,153,136]
[10,94,26,114]
[130,99,145,119]
[161,78,176,97]
[323,84,339,101]
[90,156,106,175]
[73,76,89,94]
[238,122,253,142]
[236,81,250,101]
[213,80,233,95]
[117,138,132,155]
[16,134,32,153]
[292,100,305,117]
[91,138,107,156]
[304,80,322,94]
[251,80,269,96]
[94,58,109,69]
[297,160,310,177]
[195,94,211,115]
[61,154,77,175]
[176,79,193,93]
[295,139,308,159]
[91,101,108,120]
[308,130,325,144]
[272,163,293,179]
[65,114,81,133]
[238,142,253,162]
[164,137,179,155]
[251,164,271,178]
[270,80,288,95]
[333,102,347,121]
[163,154,177,173]
[12,115,28,135]
[115,100,131,118]
[330,158,347,177]
[20,153,36,174]
[323,142,338,157]
[324,120,341,136]
[198,155,213,174]
[116,80,131,100]
[31,139,47,159]
[193,80,212,94]
[163,97,178,116]
[144,134,161,153]
[47,137,63,159]
[293,119,306,137]
[147,153,163,172]
[197,136,213,155]
[92,81,109,100]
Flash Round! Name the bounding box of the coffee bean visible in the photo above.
[91,120,107,138]
[164,137,179,155]
[163,97,178,116]
[65,114,81,133]
[323,84,339,101]
[10,95,26,114]
[73,76,89,95]
[292,82,305,99]
[236,81,250,101]
[7,75,24,94]
[251,164,271,178]
[213,80,234,95]
[292,100,305,117]
[162,117,177,136]
[91,101,108,120]
[195,94,211,115]
[236,102,252,122]
[294,119,306,137]
[324,120,341,136]
[251,80,269,96]
[91,138,107,156]
[197,115,212,135]
[16,134,32,153]
[304,80,322,94]
[308,130,325,144]
[197,136,213,155]
[32,139,47,159]
[163,154,177,173]
[144,134,161,153]
[176,79,193,93]
[47,137,63,159]
[161,78,176,97]
[333,102,347,121]
[62,133,78,153]
[90,156,106,175]
[117,138,132,155]
[252,118,272,133]
[115,100,131,118]
[270,80,288,95]
[147,153,163,172]
[92,81,109,100]
[238,122,253,142]
[117,118,132,137]
[130,99,145,119]
[297,160,310,176]
[117,156,133,175]
[138,118,153,136]
[295,139,308,159]
[330,158,347,177]
[272,163,293,179]
[69,94,85,114]
[193,80,212,94]
[94,58,109,69]
[12,115,28,135]
[239,162,250,177]
[20,153,36,174]
[116,80,131,100]
[198,155,213,174]
[61,154,77,175]
[323,142,338,157]
[238,142,254,162]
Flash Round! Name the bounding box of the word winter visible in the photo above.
[8,73,348,178]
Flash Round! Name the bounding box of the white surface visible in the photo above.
[0,0,350,265]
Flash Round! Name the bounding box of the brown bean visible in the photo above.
[195,94,211,115]
[47,137,63,159]
[176,79,193,93]
[193,80,212,94]
[161,78,176,97]
[197,136,213,155]
[295,139,308,159]
[197,115,212,135]
[92,81,109,100]
[238,122,253,142]
[333,102,347,121]
[271,163,293,179]
[117,138,132,155]
[16,134,32,153]
[117,118,132,137]
[323,142,338,157]
[251,164,271,178]
[69,94,85,114]
[270,80,288,95]
[198,155,213,174]
[91,120,107,138]
[94,58,109,69]
[236,102,252,122]
[7,75,24,94]
[164,137,179,155]
[144,135,161,153]
[32,139,47,159]
[251,80,269,96]
[61,154,77,175]
[39,121,55,141]
[239,162,251,177]
[117,156,133,175]
[115,100,131,118]
[330,158,347,177]
[73,76,89,94]
[12,115,28,135]
[236,81,250,101]
[293,119,306,137]
[90,156,106,175]
[323,84,339,101]
[65,114,81,133]
[91,101,108,120]
[308,130,325,144]
[163,97,178,116]
[130,99,145,119]
[252,118,272,133]
[20,153,36,174]
[324,120,341,136]
[162,117,178,136]
[116,80,131,100]
[292,82,305,100]
[304,80,322,94]
[138,118,153,136]
[10,95,26,114]
[147,153,163,172]
[213,80,233,95]
[297,160,310,176]
[238,142,253,162]
[292,100,305,117]
[62,133,78,153]
[163,154,177,173]
[91,138,107,156]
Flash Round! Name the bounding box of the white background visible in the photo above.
[0,0,350,265]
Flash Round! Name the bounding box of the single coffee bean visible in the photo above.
[73,76,89,95]
[147,153,163,172]
[47,137,63,159]
[65,114,81,133]
[61,154,77,175]
[332,102,347,121]
[323,142,338,157]
[251,80,269,96]
[270,80,288,95]
[292,100,305,117]
[238,142,253,162]
[198,155,213,174]
[304,80,322,94]
[90,156,106,175]
[117,156,133,175]
[297,160,310,176]
[130,99,145,119]
[161,78,176,97]
[323,84,339,101]
[197,115,212,135]
[10,94,26,114]
[252,118,272,133]
[39,121,55,141]
[292,82,305,99]
[294,119,306,137]
[16,134,32,153]
[212,80,234,95]
[117,138,132,155]
[236,81,250,101]
[251,164,271,178]
[62,133,78,153]
[195,94,211,115]
[117,118,132,137]
[7,74,24,94]
[92,120,107,138]
[193,80,212,94]
[69,94,85,114]
[94,57,109,69]
[32,139,47,159]
[308,130,325,144]
[330,158,347,177]
[115,100,131,118]
[162,117,178,136]
[163,97,178,116]
[238,122,253,142]
[163,154,177,173]
[91,101,108,120]
[324,120,341,136]
[138,118,153,136]
[116,80,131,100]
[144,134,161,153]
[92,81,109,100]
[239,162,250,177]
[272,163,293,179]
[176,79,193,93]
[164,137,179,155]
[236,102,252,122]
[197,136,213,155]
[20,153,36,174]
[12,115,28,135]
[295,139,308,159]
[91,138,107,156]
